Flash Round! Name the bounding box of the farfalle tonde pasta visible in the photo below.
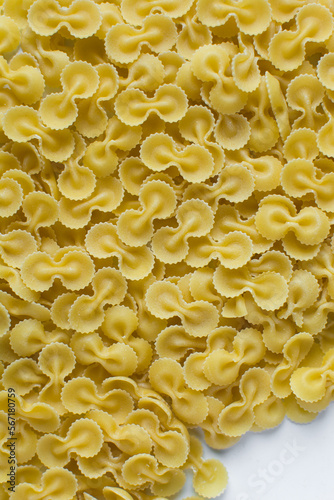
[1,2,334,500]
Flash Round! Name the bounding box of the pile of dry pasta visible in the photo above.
[1,0,334,498]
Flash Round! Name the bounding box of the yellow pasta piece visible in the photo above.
[317,52,334,91]
[57,133,96,201]
[191,43,247,115]
[37,342,76,413]
[141,132,214,182]
[246,77,280,152]
[0,257,40,301]
[218,367,271,436]
[155,325,206,361]
[290,348,334,403]
[71,331,138,376]
[122,453,185,496]
[74,62,118,136]
[278,269,320,327]
[10,467,78,500]
[125,408,189,467]
[61,376,134,419]
[197,0,271,35]
[105,14,177,64]
[117,179,176,246]
[176,60,203,102]
[271,332,314,399]
[0,303,10,338]
[121,0,194,25]
[68,267,127,333]
[286,74,326,131]
[149,358,208,424]
[265,71,291,140]
[21,27,70,87]
[184,164,254,209]
[2,358,46,396]
[214,113,250,151]
[268,0,306,23]
[86,409,152,456]
[27,0,102,38]
[232,32,261,93]
[211,204,272,254]
[303,243,334,300]
[183,326,237,391]
[176,5,212,60]
[203,328,266,386]
[178,105,224,175]
[151,199,214,264]
[253,393,286,430]
[101,305,152,372]
[0,177,23,218]
[215,255,289,312]
[115,83,188,126]
[146,280,219,337]
[39,61,99,130]
[9,318,69,356]
[317,95,334,157]
[282,158,334,212]
[0,390,59,432]
[95,2,123,40]
[0,15,20,53]
[185,435,228,498]
[59,176,123,229]
[20,247,94,292]
[300,285,334,335]
[186,231,253,269]
[3,105,75,161]
[255,194,330,246]
[0,55,44,105]
[37,418,103,467]
[199,396,241,449]
[269,4,333,71]
[283,128,319,161]
[83,116,141,177]
[85,222,154,280]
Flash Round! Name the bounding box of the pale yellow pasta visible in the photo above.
[20,247,95,291]
[59,176,123,229]
[178,105,224,175]
[68,267,127,333]
[184,164,254,209]
[0,54,44,105]
[83,116,142,177]
[27,0,102,38]
[141,132,214,182]
[191,43,247,115]
[196,0,271,35]
[61,377,134,419]
[115,83,188,126]
[218,367,271,437]
[10,467,78,500]
[149,358,208,425]
[0,15,20,52]
[203,328,265,386]
[146,280,219,337]
[255,194,330,246]
[116,179,176,247]
[105,14,177,64]
[3,105,75,161]
[151,199,214,264]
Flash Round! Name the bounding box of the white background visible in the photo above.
[178,402,334,500]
